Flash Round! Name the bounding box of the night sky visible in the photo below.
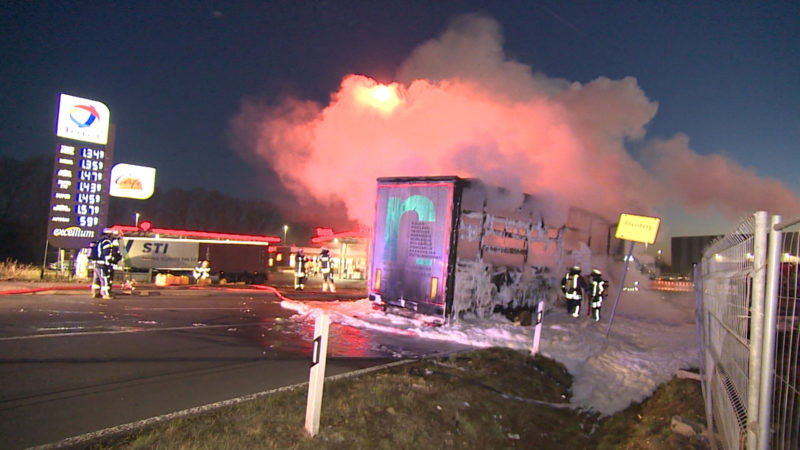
[2,1,799,241]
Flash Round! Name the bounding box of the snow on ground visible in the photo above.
[280,286,700,416]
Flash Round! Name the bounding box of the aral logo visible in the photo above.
[69,104,100,128]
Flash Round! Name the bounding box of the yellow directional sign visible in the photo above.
[615,213,661,244]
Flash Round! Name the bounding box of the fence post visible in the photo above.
[757,214,782,450]
[746,211,768,450]
[694,263,716,448]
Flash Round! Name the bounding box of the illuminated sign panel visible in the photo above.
[48,94,113,249]
[55,94,110,145]
[614,213,661,244]
[109,163,156,199]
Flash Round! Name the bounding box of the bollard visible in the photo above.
[305,312,330,436]
[531,301,544,355]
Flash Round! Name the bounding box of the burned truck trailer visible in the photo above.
[368,176,615,322]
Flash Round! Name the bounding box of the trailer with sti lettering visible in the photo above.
[367,176,616,322]
[108,225,279,284]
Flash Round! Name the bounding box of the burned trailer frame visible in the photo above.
[368,176,611,322]
[451,206,555,320]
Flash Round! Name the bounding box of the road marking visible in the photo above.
[0,322,268,341]
[124,307,250,311]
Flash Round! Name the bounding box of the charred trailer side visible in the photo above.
[368,176,610,323]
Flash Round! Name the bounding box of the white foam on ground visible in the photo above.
[281,287,700,416]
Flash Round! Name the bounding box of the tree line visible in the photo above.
[0,155,309,264]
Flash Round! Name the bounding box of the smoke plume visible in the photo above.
[642,134,800,217]
[230,13,799,229]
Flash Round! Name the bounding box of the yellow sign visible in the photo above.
[615,213,661,244]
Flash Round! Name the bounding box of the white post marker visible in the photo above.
[305,312,330,436]
[531,300,545,355]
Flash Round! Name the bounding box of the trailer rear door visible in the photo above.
[369,179,456,317]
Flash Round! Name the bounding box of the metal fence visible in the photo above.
[697,211,800,449]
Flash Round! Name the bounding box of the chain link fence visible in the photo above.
[697,211,800,449]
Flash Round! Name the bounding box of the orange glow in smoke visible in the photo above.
[372,85,393,102]
[354,81,401,114]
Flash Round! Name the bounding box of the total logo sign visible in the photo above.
[56,93,110,145]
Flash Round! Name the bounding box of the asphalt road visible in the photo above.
[0,284,452,449]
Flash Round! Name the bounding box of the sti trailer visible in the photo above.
[368,176,617,323]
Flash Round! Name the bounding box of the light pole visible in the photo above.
[283,224,288,244]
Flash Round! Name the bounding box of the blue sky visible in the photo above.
[2,1,798,243]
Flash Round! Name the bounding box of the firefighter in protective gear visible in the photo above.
[74,248,90,279]
[193,260,210,284]
[589,268,608,322]
[319,248,336,292]
[108,238,121,281]
[294,249,307,291]
[561,265,587,318]
[89,234,121,300]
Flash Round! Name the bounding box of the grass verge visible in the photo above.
[86,348,708,449]
[0,258,41,281]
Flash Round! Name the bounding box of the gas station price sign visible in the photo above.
[47,94,114,249]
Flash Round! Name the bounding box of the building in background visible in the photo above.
[671,235,722,278]
[309,227,370,280]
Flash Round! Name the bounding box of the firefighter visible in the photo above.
[193,260,210,284]
[589,268,608,322]
[89,233,121,300]
[561,265,587,318]
[74,248,90,279]
[108,238,122,281]
[294,249,307,291]
[319,248,336,292]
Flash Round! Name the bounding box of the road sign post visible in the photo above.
[605,214,661,338]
